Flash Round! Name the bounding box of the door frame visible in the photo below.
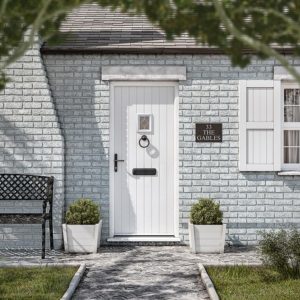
[109,81,179,239]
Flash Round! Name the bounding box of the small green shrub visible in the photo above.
[190,198,223,225]
[66,198,100,225]
[259,228,300,278]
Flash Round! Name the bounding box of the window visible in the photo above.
[283,84,300,169]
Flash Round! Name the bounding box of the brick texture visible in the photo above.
[0,41,64,249]
[43,54,110,241]
[42,54,300,246]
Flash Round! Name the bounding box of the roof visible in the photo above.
[42,4,290,54]
[42,4,216,54]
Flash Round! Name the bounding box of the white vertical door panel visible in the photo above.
[113,83,175,236]
[151,87,161,234]
[144,87,152,234]
[113,87,123,234]
[135,87,145,234]
[166,87,175,234]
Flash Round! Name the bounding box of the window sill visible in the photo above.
[277,171,300,176]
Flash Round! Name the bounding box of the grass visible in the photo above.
[0,266,78,300]
[206,265,300,300]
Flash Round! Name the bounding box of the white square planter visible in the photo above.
[189,222,226,254]
[63,220,102,253]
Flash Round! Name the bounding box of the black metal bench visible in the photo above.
[0,174,54,259]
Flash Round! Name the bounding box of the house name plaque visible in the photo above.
[195,123,222,142]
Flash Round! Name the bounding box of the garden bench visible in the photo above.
[0,174,54,259]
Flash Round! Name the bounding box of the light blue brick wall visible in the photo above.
[0,41,64,249]
[43,54,110,241]
[43,54,300,246]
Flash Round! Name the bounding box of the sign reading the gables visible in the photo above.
[195,123,222,142]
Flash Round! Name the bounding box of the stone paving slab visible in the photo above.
[0,246,262,300]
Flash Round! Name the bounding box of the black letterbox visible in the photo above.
[132,168,157,176]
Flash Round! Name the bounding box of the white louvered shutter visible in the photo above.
[239,80,281,171]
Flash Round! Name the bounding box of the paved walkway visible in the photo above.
[0,246,262,300]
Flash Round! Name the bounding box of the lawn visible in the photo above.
[0,266,78,300]
[206,265,300,300]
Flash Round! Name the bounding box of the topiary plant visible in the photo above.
[66,198,100,225]
[190,198,223,225]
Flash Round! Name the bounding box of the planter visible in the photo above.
[189,222,226,254]
[63,220,102,253]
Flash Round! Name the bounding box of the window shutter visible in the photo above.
[239,80,281,171]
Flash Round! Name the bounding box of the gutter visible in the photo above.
[41,46,293,56]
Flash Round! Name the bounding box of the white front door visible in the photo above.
[111,82,177,237]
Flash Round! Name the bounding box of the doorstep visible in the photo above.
[107,236,181,242]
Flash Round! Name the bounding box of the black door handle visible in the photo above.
[114,153,124,172]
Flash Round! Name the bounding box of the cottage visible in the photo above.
[1,4,299,249]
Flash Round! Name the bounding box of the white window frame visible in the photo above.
[281,82,300,171]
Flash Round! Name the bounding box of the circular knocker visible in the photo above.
[139,135,150,148]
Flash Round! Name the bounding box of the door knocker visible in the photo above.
[139,135,150,148]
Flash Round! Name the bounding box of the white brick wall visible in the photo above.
[0,41,64,249]
[42,54,300,246]
[44,54,110,241]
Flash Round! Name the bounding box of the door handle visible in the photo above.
[114,153,124,172]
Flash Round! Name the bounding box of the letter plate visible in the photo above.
[132,168,157,175]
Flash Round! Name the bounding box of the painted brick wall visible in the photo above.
[43,54,110,241]
[0,41,64,249]
[43,54,300,245]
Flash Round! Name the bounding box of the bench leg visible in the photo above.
[42,218,46,259]
[49,216,54,250]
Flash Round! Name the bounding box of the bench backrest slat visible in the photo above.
[0,174,54,202]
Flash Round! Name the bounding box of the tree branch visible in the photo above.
[0,0,53,71]
[212,0,300,84]
[0,0,93,74]
[245,7,300,38]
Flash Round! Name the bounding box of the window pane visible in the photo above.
[284,130,300,163]
[284,130,300,146]
[284,106,300,122]
[284,89,300,105]
[284,148,300,163]
[284,89,300,122]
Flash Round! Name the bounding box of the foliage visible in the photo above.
[66,198,100,225]
[0,0,88,88]
[206,265,300,300]
[2,1,300,87]
[99,0,300,83]
[190,198,223,225]
[259,229,300,278]
[0,266,77,300]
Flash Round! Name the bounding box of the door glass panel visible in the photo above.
[139,116,150,130]
[138,114,152,132]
